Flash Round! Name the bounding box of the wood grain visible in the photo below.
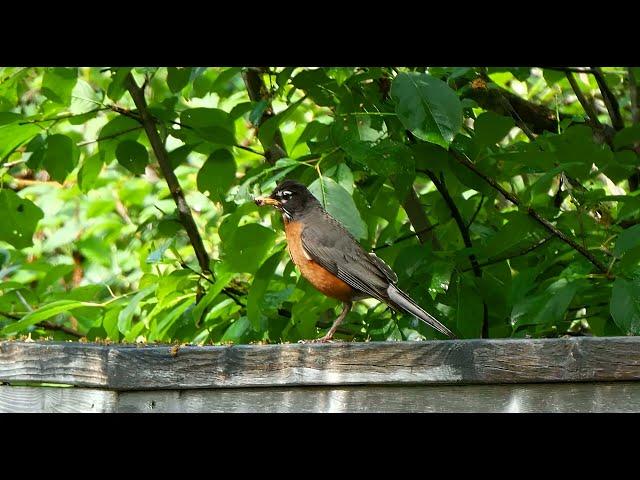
[117,382,640,413]
[0,386,116,413]
[2,337,640,390]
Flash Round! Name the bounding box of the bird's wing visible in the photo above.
[300,212,392,302]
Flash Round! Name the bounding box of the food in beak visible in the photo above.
[254,197,280,207]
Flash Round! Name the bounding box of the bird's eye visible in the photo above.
[281,190,292,198]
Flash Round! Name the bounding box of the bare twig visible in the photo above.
[125,73,212,276]
[450,149,610,276]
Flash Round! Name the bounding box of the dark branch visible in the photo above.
[38,321,84,338]
[125,73,212,276]
[468,194,485,228]
[462,235,555,271]
[372,224,440,252]
[462,75,564,134]
[565,72,602,126]
[76,126,143,147]
[449,149,611,276]
[242,67,288,165]
[421,169,488,338]
[0,312,84,338]
[592,67,624,131]
[629,68,640,126]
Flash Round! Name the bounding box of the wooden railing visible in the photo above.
[1,337,639,412]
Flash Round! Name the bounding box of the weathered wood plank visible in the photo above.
[0,386,117,413]
[0,341,108,387]
[1,337,640,390]
[117,382,640,413]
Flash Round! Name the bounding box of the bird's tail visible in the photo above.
[387,284,457,339]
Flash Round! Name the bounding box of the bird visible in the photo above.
[254,179,456,342]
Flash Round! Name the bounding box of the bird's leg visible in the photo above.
[314,301,352,343]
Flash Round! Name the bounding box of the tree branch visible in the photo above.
[0,312,84,338]
[565,72,602,126]
[449,149,611,276]
[400,187,441,250]
[422,169,489,337]
[124,73,212,276]
[629,68,640,126]
[242,67,288,165]
[462,235,555,271]
[468,194,485,228]
[592,67,624,131]
[462,75,564,134]
[372,223,440,252]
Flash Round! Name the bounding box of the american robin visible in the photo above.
[255,180,456,342]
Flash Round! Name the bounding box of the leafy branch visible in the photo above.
[124,73,212,277]
[450,149,611,276]
[420,169,489,337]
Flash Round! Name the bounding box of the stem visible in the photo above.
[125,73,212,276]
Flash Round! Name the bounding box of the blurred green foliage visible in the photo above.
[0,66,638,344]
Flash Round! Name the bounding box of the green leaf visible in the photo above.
[98,115,142,160]
[117,285,157,334]
[614,125,640,150]
[43,134,76,182]
[191,271,234,323]
[2,300,96,335]
[308,176,367,240]
[106,68,132,102]
[70,79,101,115]
[167,67,193,93]
[391,72,463,148]
[41,67,78,105]
[247,251,282,330]
[614,225,640,257]
[146,239,174,264]
[116,140,149,175]
[77,153,104,192]
[221,316,252,343]
[249,100,269,126]
[0,118,41,160]
[196,149,236,202]
[0,189,44,249]
[179,108,236,146]
[474,111,515,148]
[611,276,640,335]
[454,279,484,338]
[221,223,276,273]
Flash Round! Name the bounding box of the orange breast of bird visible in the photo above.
[284,219,354,302]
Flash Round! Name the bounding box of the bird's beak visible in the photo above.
[254,196,281,207]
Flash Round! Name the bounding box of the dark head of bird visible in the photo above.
[254,180,320,220]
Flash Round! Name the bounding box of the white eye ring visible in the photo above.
[281,190,292,197]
